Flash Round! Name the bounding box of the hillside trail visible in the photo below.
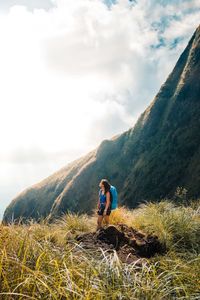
[76,224,165,263]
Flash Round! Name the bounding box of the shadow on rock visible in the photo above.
[76,224,166,263]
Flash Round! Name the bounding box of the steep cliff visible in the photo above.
[3,25,200,223]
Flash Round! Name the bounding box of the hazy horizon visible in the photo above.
[1,0,200,219]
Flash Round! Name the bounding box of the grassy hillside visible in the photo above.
[0,200,199,299]
[3,25,200,223]
[3,149,97,222]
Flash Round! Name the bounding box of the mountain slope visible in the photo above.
[3,25,200,223]
[3,149,97,221]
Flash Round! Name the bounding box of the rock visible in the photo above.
[75,224,165,263]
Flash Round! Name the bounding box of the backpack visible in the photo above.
[110,185,118,210]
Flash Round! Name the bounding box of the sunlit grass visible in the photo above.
[0,200,199,299]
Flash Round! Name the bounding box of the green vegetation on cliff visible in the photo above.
[3,25,200,223]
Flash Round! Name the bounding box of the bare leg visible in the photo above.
[97,215,103,230]
[104,215,110,226]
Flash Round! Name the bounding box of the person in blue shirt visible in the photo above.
[97,178,112,230]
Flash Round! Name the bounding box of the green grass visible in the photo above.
[0,200,199,299]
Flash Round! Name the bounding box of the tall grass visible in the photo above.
[129,201,200,251]
[0,200,199,299]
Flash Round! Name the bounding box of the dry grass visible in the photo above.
[0,200,199,299]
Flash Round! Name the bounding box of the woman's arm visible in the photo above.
[104,191,111,214]
[97,198,100,209]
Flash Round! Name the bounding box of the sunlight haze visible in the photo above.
[0,0,200,218]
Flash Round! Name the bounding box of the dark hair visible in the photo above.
[101,178,111,193]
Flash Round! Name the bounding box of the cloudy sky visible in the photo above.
[0,0,200,219]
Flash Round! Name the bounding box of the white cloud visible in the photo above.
[0,0,200,218]
[0,0,54,12]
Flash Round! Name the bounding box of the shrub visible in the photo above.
[129,200,200,251]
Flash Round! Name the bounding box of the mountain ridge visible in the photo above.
[3,24,200,223]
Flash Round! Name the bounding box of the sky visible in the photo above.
[0,0,200,219]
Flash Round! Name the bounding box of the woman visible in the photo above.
[97,178,112,230]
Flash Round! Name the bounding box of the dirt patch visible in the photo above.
[76,224,165,263]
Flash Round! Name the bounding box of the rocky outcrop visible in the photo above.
[76,224,165,263]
